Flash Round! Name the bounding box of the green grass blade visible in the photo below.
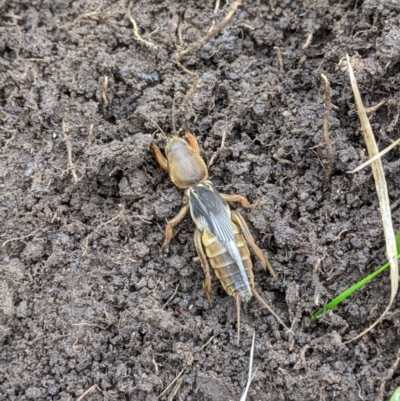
[390,387,400,401]
[310,233,400,322]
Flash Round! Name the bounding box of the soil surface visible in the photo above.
[1,0,400,400]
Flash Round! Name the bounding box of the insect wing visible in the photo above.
[188,181,251,293]
[188,181,233,242]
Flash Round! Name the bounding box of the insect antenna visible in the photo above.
[141,112,168,140]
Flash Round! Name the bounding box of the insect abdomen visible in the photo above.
[202,224,254,301]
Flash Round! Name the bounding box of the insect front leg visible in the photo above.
[193,229,213,307]
[231,210,277,279]
[162,197,189,251]
[150,143,168,171]
[219,193,251,208]
[184,130,200,153]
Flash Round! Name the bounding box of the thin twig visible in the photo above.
[208,131,227,167]
[321,73,338,110]
[365,99,387,114]
[198,329,227,352]
[379,346,400,401]
[128,11,158,50]
[302,30,314,50]
[76,385,97,401]
[2,229,38,247]
[175,61,199,108]
[344,54,398,343]
[273,46,284,72]
[72,322,108,330]
[349,136,400,173]
[391,198,400,212]
[62,121,79,184]
[158,329,227,399]
[162,283,180,309]
[177,0,242,59]
[82,206,125,256]
[102,76,109,114]
[175,0,242,106]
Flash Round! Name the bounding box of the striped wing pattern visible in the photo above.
[187,181,251,294]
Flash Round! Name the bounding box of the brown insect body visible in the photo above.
[151,131,287,341]
[165,137,208,188]
[202,222,254,301]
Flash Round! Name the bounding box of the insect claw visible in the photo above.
[205,293,213,308]
[160,238,171,253]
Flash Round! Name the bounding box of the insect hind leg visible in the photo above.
[251,287,289,331]
[231,210,277,279]
[193,229,213,307]
[219,193,251,208]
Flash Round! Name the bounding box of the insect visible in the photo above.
[150,126,288,342]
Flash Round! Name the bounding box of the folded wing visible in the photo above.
[187,181,251,294]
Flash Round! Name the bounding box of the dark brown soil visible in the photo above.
[1,0,400,400]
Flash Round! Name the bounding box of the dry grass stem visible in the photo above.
[273,46,284,72]
[128,11,158,50]
[102,76,109,113]
[240,331,259,401]
[390,198,400,212]
[88,124,93,146]
[72,322,108,330]
[158,368,185,399]
[365,99,387,114]
[208,0,221,32]
[62,121,79,184]
[302,30,314,50]
[97,206,125,229]
[349,136,400,173]
[167,376,184,401]
[345,54,398,343]
[162,283,180,309]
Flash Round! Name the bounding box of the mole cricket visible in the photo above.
[149,123,288,342]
